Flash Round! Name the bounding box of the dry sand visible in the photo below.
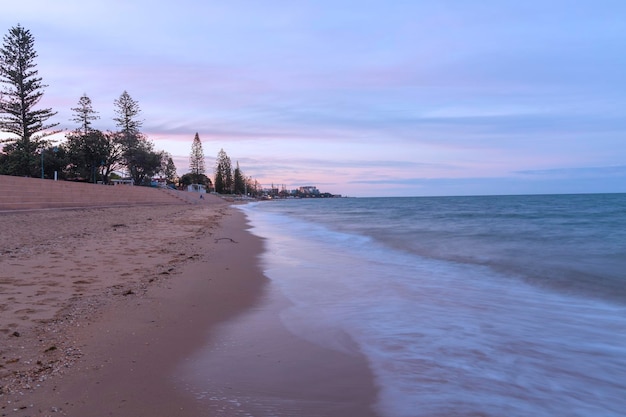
[0,197,379,416]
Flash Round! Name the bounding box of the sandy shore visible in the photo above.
[1,197,379,416]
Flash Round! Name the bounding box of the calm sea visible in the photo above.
[238,194,626,417]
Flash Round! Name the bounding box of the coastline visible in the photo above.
[1,199,379,416]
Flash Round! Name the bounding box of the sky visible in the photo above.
[1,0,625,197]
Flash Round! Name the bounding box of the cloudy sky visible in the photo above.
[1,0,625,196]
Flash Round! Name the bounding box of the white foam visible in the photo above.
[238,203,626,417]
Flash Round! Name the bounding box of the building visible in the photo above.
[298,186,320,196]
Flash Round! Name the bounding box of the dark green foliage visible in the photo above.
[179,172,211,189]
[189,132,205,184]
[214,169,224,194]
[66,129,118,183]
[162,153,177,184]
[112,91,162,185]
[112,90,142,176]
[40,144,67,180]
[113,90,142,134]
[214,148,232,194]
[71,94,99,135]
[66,94,120,183]
[119,133,164,185]
[233,161,245,195]
[0,25,58,176]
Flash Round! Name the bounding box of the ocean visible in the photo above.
[237,194,626,417]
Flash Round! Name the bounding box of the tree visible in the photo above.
[214,169,223,194]
[233,161,245,195]
[248,177,260,197]
[66,129,119,183]
[71,93,99,135]
[113,90,142,135]
[179,172,211,189]
[66,95,120,183]
[122,134,164,186]
[41,143,67,180]
[189,132,205,184]
[136,146,164,186]
[112,91,161,185]
[214,148,232,194]
[113,90,141,173]
[178,173,194,188]
[98,132,122,184]
[161,152,177,184]
[0,25,59,176]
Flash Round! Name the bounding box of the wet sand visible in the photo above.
[0,198,379,416]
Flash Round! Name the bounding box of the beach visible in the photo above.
[0,197,379,416]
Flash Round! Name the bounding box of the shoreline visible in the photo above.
[1,199,379,416]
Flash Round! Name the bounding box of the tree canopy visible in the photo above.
[71,94,99,135]
[214,148,232,194]
[179,172,211,189]
[0,24,59,176]
[60,91,167,185]
[112,91,163,185]
[113,90,142,135]
[233,161,245,195]
[64,94,120,183]
[0,25,260,192]
[162,153,177,184]
[189,132,205,184]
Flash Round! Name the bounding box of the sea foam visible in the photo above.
[239,196,626,417]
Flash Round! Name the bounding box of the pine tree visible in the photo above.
[233,161,245,195]
[189,132,205,184]
[0,25,59,176]
[71,94,99,135]
[214,164,224,194]
[113,90,142,135]
[163,154,177,184]
[112,91,161,185]
[66,94,119,183]
[112,90,141,174]
[214,148,232,194]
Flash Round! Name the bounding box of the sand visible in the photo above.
[0,196,379,416]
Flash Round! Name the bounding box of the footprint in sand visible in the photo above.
[15,308,38,314]
[14,308,41,321]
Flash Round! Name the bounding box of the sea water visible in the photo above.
[238,194,626,417]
